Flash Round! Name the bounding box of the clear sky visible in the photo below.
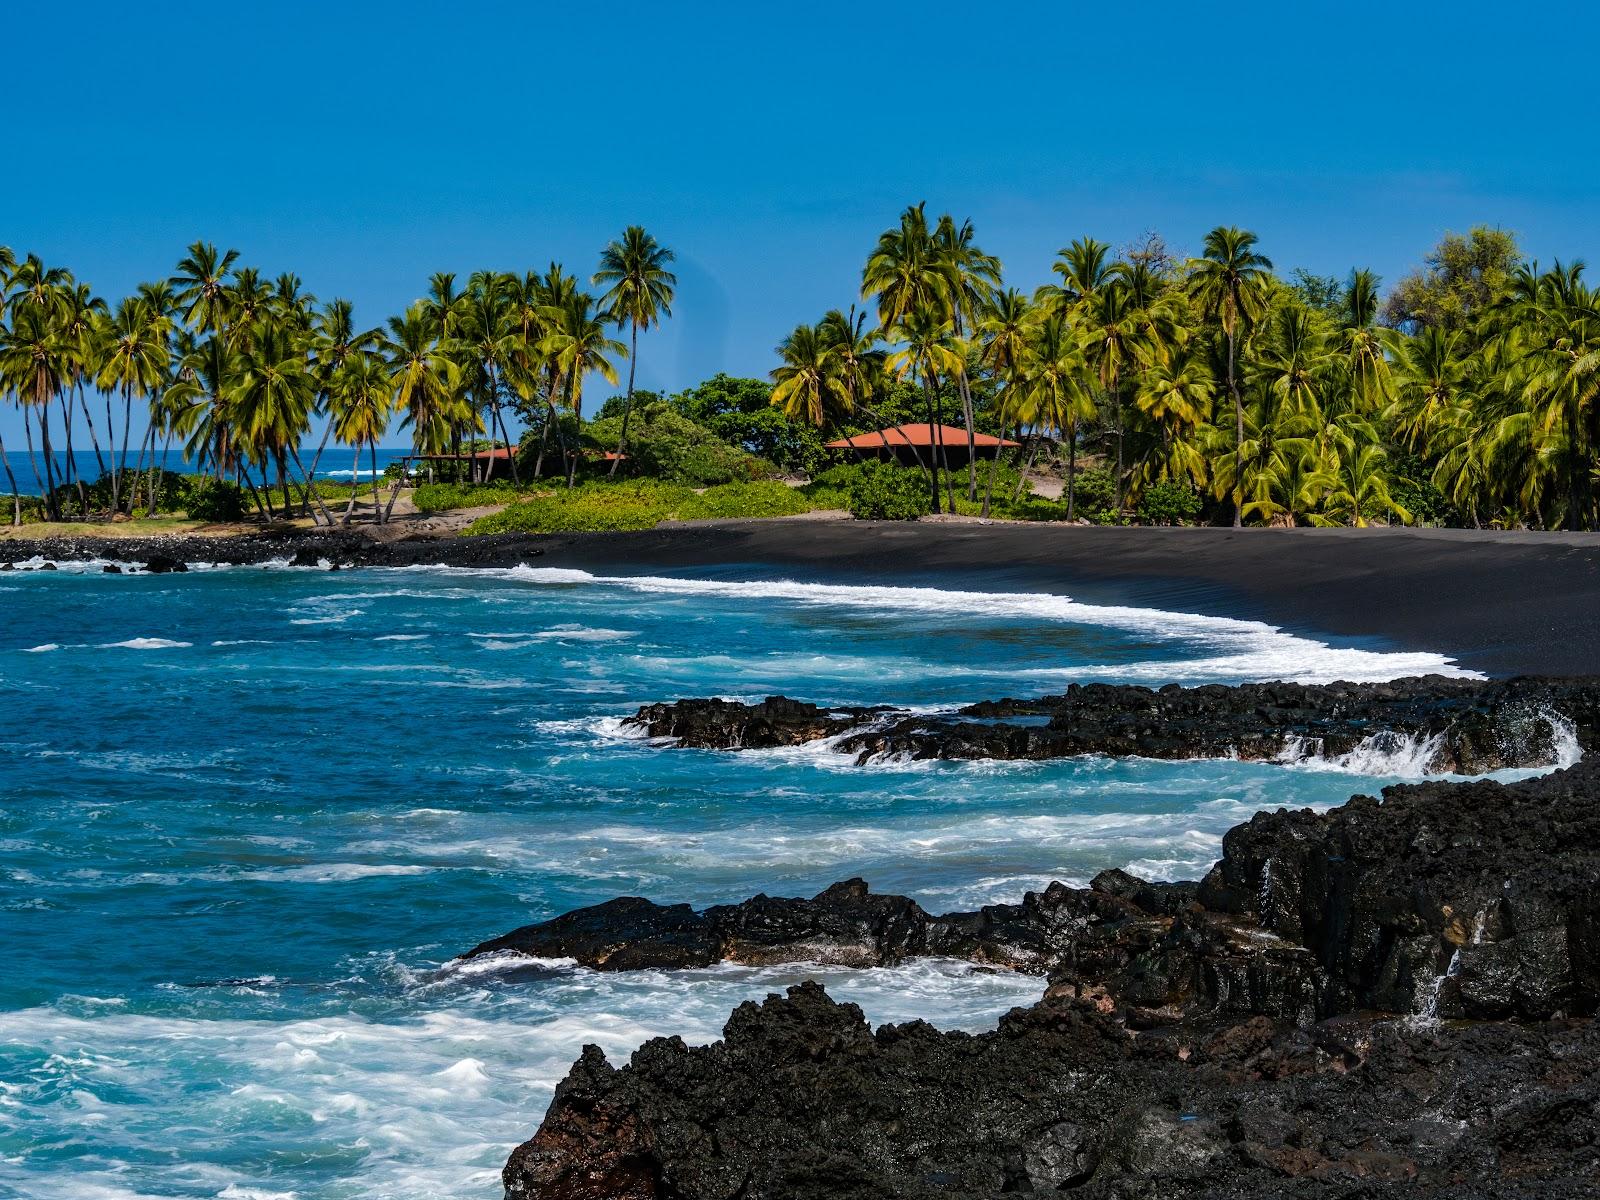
[4,0,1597,444]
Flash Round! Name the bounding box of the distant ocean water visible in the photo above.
[0,563,1558,1199]
[0,448,418,495]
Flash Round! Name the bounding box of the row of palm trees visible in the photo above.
[0,230,675,524]
[771,208,1600,529]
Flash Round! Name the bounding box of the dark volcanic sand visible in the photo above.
[9,521,1600,676]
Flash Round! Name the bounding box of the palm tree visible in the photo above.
[330,353,394,524]
[933,214,1000,498]
[770,323,849,427]
[1019,313,1094,517]
[95,296,171,515]
[1134,341,1215,494]
[457,273,521,485]
[885,306,962,512]
[977,288,1032,516]
[593,227,676,475]
[170,241,241,334]
[1188,227,1273,525]
[382,302,464,516]
[229,318,319,519]
[539,291,623,486]
[0,304,72,519]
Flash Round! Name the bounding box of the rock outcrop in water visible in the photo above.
[628,677,1600,774]
[493,759,1600,1199]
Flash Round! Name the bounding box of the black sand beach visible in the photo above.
[9,521,1600,676]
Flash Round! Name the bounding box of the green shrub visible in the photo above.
[182,476,246,522]
[413,481,520,512]
[846,462,932,521]
[677,481,810,521]
[1136,480,1202,525]
[463,481,694,535]
[586,402,775,485]
[1069,467,1119,524]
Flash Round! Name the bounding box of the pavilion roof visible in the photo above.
[823,423,1019,450]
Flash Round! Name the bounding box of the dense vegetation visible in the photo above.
[772,213,1600,529]
[0,226,674,525]
[4,214,1596,532]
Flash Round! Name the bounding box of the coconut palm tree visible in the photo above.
[1019,313,1094,517]
[95,295,171,514]
[229,317,319,519]
[330,353,394,524]
[976,288,1032,516]
[933,214,1000,498]
[457,273,521,484]
[885,306,962,512]
[1188,227,1273,525]
[593,227,676,476]
[382,302,464,515]
[170,242,240,334]
[770,323,848,427]
[539,290,623,486]
[1134,341,1215,493]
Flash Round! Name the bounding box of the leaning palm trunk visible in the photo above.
[0,433,21,525]
[932,405,957,511]
[381,454,410,524]
[302,417,338,518]
[340,445,363,526]
[532,414,552,479]
[106,390,120,515]
[128,426,154,516]
[80,385,107,480]
[63,389,89,518]
[290,446,338,527]
[956,367,978,500]
[239,463,273,520]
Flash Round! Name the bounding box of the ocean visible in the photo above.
[0,449,420,496]
[0,562,1563,1198]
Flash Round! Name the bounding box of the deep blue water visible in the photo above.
[2,449,416,496]
[0,561,1533,1198]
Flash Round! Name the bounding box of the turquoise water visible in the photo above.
[0,562,1487,1198]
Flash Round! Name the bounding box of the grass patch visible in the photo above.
[676,481,809,521]
[413,481,521,511]
[464,481,695,535]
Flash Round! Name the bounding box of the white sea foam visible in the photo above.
[0,959,1040,1200]
[99,638,192,650]
[424,566,1478,685]
[22,643,62,653]
[375,633,429,641]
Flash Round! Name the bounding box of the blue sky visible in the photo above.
[4,0,1597,444]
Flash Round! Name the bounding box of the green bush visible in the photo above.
[677,481,810,521]
[413,481,519,512]
[1069,467,1120,524]
[182,476,246,522]
[1136,480,1203,525]
[463,481,694,535]
[586,402,775,485]
[846,462,932,521]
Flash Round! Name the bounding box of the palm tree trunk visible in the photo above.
[148,433,175,517]
[118,387,135,515]
[276,451,293,517]
[0,433,21,526]
[918,370,940,513]
[22,408,47,515]
[1066,421,1079,520]
[532,410,552,479]
[981,418,1007,518]
[302,413,337,518]
[39,394,61,520]
[80,385,107,480]
[129,425,154,515]
[106,390,120,513]
[290,445,337,526]
[369,441,383,524]
[62,385,88,518]
[609,322,639,477]
[240,463,273,520]
[341,445,362,526]
[1228,327,1243,529]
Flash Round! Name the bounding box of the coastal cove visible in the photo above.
[2,529,1597,1197]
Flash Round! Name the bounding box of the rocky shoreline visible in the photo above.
[626,678,1600,775]
[483,756,1600,1198]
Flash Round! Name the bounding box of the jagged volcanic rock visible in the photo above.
[495,760,1600,1199]
[626,677,1600,774]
